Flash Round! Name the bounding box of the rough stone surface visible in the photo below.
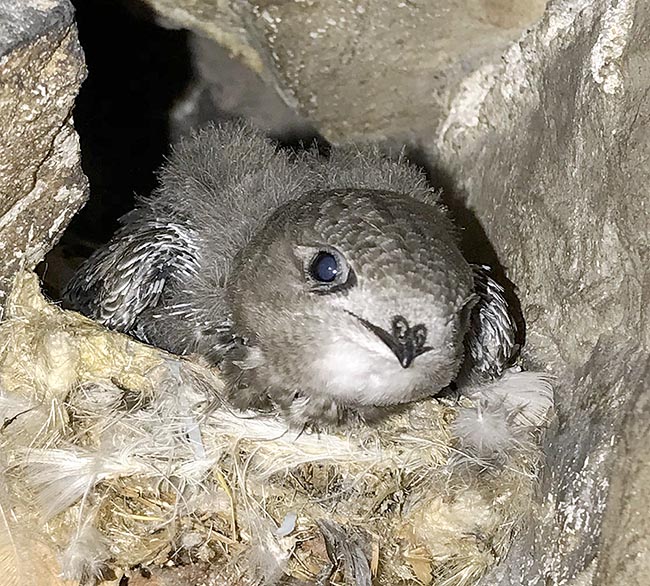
[424,3,650,581]
[139,0,650,584]
[0,0,88,315]
[171,34,314,143]
[252,0,547,142]
[147,0,546,143]
[595,356,650,584]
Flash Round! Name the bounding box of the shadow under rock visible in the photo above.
[407,147,526,349]
[39,0,193,298]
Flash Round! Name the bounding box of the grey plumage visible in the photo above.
[460,265,517,386]
[64,122,516,426]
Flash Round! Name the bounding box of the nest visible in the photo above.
[0,272,553,586]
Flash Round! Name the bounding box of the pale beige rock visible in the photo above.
[0,0,88,316]
[596,361,650,584]
[424,4,650,581]
[147,0,546,142]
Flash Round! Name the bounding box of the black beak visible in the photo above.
[395,346,416,369]
[350,314,431,368]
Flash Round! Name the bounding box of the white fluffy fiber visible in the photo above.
[59,521,111,583]
[452,369,554,459]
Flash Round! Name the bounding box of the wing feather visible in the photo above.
[63,216,201,338]
[460,265,518,385]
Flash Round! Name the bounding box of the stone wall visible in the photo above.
[0,0,87,314]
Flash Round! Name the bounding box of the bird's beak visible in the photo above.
[396,345,416,369]
[348,312,431,369]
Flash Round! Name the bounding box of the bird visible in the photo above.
[63,121,516,426]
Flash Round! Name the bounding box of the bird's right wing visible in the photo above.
[63,215,201,338]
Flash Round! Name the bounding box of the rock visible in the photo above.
[145,0,547,144]
[596,361,650,584]
[425,2,650,582]
[170,34,315,143]
[136,0,650,583]
[0,0,88,317]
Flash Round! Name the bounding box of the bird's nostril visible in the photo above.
[391,315,410,341]
[390,317,428,349]
[412,325,428,349]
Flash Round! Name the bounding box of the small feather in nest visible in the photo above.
[452,369,554,459]
[0,459,65,586]
[22,447,153,519]
[59,520,112,584]
[243,516,292,585]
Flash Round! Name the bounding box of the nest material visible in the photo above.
[0,272,553,586]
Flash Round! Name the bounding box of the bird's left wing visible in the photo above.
[63,213,201,339]
[459,264,518,386]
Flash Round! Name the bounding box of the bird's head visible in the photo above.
[227,188,476,414]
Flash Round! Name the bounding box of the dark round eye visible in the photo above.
[310,252,339,282]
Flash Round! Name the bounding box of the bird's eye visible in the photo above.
[310,252,339,282]
[301,246,355,293]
